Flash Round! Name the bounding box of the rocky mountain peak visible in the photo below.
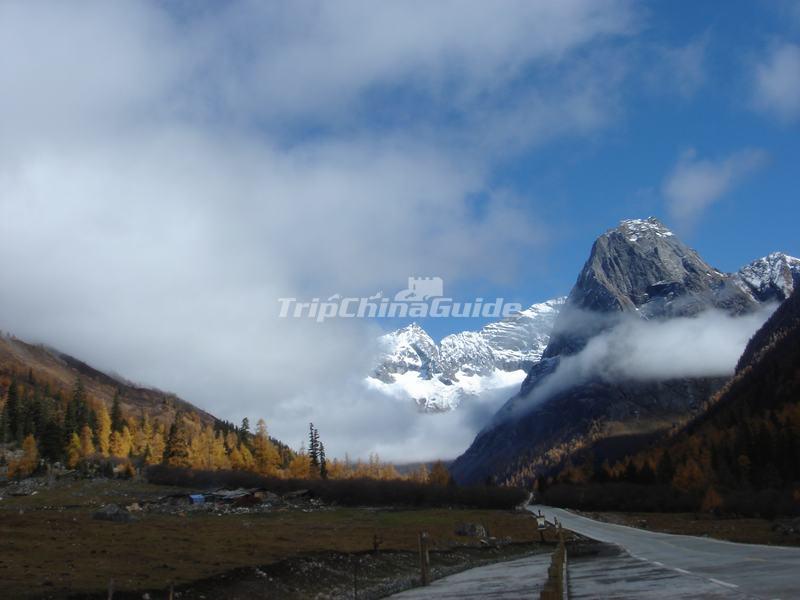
[545,217,757,357]
[736,252,800,302]
[616,217,675,242]
[367,298,564,411]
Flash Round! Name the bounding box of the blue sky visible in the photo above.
[1,1,798,457]
[382,0,800,340]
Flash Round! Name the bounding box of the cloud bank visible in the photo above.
[517,306,775,414]
[0,1,641,461]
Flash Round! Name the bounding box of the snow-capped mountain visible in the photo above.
[366,219,798,417]
[451,217,800,485]
[735,252,800,302]
[367,298,565,411]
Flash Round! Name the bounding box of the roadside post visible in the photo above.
[536,511,547,542]
[418,531,431,585]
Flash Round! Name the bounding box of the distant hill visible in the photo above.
[451,218,799,486]
[0,333,217,429]
[0,331,301,474]
[542,287,800,516]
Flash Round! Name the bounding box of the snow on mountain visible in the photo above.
[364,222,798,416]
[451,218,800,485]
[368,298,565,411]
[735,252,800,302]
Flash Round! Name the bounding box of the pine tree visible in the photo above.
[40,418,64,462]
[72,378,88,427]
[79,424,95,458]
[308,423,319,468]
[14,434,39,478]
[429,461,451,486]
[148,423,166,464]
[656,451,675,484]
[66,432,82,468]
[110,389,124,433]
[413,464,429,483]
[252,419,280,476]
[163,420,191,467]
[3,379,21,443]
[212,431,229,470]
[95,404,112,456]
[287,450,311,479]
[319,441,328,479]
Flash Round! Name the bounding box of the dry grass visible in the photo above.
[583,511,800,546]
[0,479,544,598]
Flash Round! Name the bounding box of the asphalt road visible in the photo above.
[387,553,551,599]
[530,505,800,599]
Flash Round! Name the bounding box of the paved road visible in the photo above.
[387,553,551,599]
[530,505,800,599]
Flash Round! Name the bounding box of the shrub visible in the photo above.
[146,465,526,509]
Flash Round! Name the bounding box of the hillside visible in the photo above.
[0,333,217,429]
[451,218,799,486]
[543,288,800,516]
[0,332,301,477]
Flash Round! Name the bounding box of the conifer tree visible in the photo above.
[429,460,451,486]
[319,441,328,479]
[287,450,312,479]
[163,420,191,467]
[3,379,21,442]
[72,378,88,426]
[148,423,166,464]
[413,463,429,483]
[212,431,229,470]
[14,434,39,478]
[110,389,124,433]
[40,418,64,462]
[66,432,82,468]
[308,423,319,468]
[79,424,95,458]
[95,404,112,456]
[253,419,280,475]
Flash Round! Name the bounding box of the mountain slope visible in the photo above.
[544,287,800,516]
[368,298,564,411]
[0,334,217,429]
[543,217,759,358]
[451,218,799,485]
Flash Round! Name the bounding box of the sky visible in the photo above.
[1,1,799,460]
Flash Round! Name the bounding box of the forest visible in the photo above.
[538,289,800,517]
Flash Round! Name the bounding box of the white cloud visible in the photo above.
[515,306,775,415]
[752,42,800,122]
[663,148,768,225]
[0,0,639,461]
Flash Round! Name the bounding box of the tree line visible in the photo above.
[0,371,450,485]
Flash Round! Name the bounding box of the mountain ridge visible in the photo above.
[451,217,800,485]
[368,298,565,411]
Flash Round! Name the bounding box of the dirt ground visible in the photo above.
[0,478,554,599]
[580,510,800,546]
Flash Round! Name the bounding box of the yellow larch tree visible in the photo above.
[11,434,40,478]
[96,404,112,456]
[287,451,311,479]
[66,433,82,468]
[79,425,95,458]
[252,419,280,476]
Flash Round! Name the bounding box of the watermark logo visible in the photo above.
[394,276,443,301]
[278,277,522,322]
